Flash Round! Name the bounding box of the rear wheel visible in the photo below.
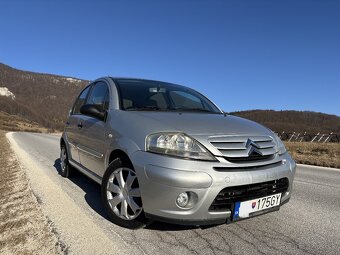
[60,145,76,178]
[101,158,146,229]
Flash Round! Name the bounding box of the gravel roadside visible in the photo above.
[0,130,62,255]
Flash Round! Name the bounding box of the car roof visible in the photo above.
[110,77,171,84]
[109,77,189,89]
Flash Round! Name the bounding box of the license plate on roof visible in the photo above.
[233,193,281,220]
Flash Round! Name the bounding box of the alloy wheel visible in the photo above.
[106,167,142,220]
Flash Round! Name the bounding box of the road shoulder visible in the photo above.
[6,132,133,254]
[0,131,61,254]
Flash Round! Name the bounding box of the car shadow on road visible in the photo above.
[53,158,108,220]
[53,158,215,231]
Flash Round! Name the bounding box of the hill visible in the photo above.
[0,63,339,134]
[231,110,340,134]
[0,63,88,130]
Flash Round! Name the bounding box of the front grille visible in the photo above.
[214,161,283,172]
[225,155,274,163]
[209,135,277,162]
[209,178,289,212]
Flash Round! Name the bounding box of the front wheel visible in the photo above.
[101,158,146,229]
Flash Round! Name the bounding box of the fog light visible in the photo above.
[176,192,189,207]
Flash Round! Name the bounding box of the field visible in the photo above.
[0,131,59,254]
[0,111,50,133]
[285,141,340,168]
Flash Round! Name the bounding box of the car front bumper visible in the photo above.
[131,151,296,225]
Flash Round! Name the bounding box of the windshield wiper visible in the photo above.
[126,106,218,113]
[126,106,161,111]
[171,107,215,113]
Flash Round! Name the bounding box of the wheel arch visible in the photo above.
[108,149,134,169]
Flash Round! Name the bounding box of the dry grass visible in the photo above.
[0,130,60,254]
[0,111,51,133]
[285,142,340,168]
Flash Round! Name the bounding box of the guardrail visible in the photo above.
[277,131,339,143]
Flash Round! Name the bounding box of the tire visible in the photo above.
[60,144,76,178]
[101,158,147,229]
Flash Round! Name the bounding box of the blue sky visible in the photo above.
[0,0,339,115]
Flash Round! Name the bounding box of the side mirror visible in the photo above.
[80,104,106,121]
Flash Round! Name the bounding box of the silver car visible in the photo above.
[60,77,296,229]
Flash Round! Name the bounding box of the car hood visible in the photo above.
[121,111,273,136]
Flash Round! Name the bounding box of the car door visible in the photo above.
[64,85,92,164]
[77,81,110,177]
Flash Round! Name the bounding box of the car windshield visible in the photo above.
[115,79,222,114]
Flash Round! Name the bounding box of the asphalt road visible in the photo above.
[7,132,340,255]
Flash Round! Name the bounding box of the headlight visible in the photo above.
[273,133,286,155]
[146,133,216,161]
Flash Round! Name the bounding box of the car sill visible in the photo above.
[69,159,102,184]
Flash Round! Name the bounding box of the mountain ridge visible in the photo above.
[0,63,88,130]
[231,109,340,134]
[0,63,339,133]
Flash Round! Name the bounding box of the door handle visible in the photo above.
[77,123,83,129]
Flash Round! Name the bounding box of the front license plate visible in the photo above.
[233,193,281,220]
